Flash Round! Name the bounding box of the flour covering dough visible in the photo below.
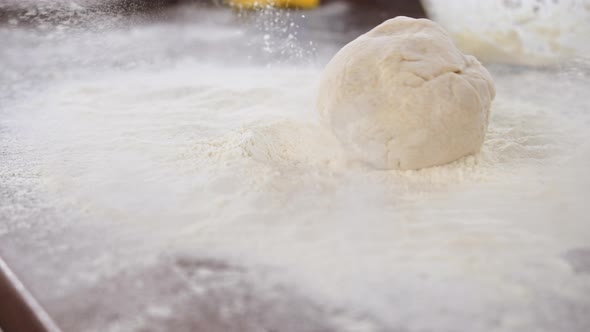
[317,16,495,170]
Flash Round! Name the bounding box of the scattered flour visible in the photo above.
[2,11,590,332]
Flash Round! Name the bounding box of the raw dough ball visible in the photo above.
[317,16,495,170]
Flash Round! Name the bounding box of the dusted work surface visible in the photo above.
[1,2,590,332]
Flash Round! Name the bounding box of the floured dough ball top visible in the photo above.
[317,16,495,170]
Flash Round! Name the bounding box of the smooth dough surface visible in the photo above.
[317,16,496,170]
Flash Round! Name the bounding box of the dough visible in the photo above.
[317,16,495,170]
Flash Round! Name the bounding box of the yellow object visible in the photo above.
[227,0,319,9]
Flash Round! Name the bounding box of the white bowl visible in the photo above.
[421,0,590,65]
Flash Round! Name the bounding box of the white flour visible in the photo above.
[2,6,590,332]
[7,59,589,331]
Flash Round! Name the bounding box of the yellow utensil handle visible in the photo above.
[227,0,319,9]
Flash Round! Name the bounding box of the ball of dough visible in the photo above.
[317,16,495,170]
